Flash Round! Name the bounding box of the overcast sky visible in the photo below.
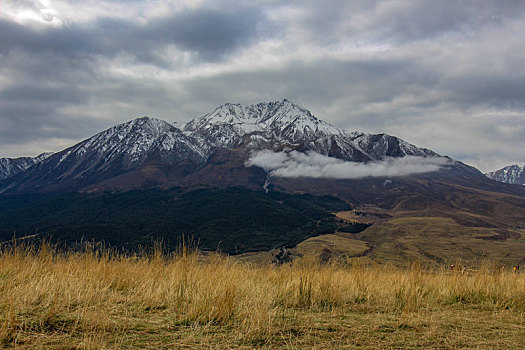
[1,0,524,172]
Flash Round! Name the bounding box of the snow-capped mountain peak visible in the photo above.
[486,164,525,185]
[184,103,255,131]
[48,116,205,183]
[179,99,439,163]
[260,99,348,138]
[60,116,177,163]
[183,99,351,151]
[1,100,465,193]
[0,152,53,180]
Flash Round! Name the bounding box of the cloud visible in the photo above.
[0,0,64,26]
[1,0,525,173]
[0,6,263,63]
[246,150,451,179]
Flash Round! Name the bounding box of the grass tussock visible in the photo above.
[1,243,525,348]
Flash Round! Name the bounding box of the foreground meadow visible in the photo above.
[1,245,525,349]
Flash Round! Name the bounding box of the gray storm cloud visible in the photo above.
[246,151,451,179]
[1,0,525,171]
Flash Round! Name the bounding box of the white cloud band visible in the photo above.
[246,150,451,179]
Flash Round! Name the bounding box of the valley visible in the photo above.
[1,100,525,267]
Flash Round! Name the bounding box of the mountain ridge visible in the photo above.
[0,152,53,180]
[486,164,525,185]
[0,99,465,194]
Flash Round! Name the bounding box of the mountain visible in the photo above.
[183,99,439,161]
[0,153,53,180]
[0,117,205,193]
[0,99,477,193]
[183,99,350,152]
[486,164,525,185]
[2,99,525,264]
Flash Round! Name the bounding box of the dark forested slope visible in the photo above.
[0,187,349,253]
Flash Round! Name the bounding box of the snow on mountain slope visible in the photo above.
[51,117,206,179]
[251,99,349,142]
[0,117,207,193]
[350,133,438,160]
[2,100,439,183]
[1,99,465,193]
[0,152,53,180]
[182,99,435,162]
[486,164,525,185]
[183,99,351,152]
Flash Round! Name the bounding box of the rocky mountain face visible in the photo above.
[486,165,525,185]
[0,99,483,194]
[0,117,206,193]
[0,153,52,180]
[183,99,438,161]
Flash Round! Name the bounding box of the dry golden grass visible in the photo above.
[295,234,370,258]
[359,216,525,266]
[237,234,371,264]
[1,244,525,349]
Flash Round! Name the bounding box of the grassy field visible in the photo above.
[237,233,371,265]
[1,244,525,349]
[357,216,525,266]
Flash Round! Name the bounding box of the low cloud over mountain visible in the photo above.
[246,150,451,179]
